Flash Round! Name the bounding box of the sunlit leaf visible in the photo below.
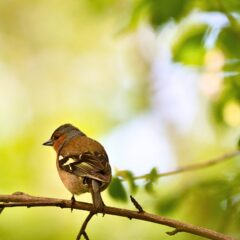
[120,0,150,32]
[211,78,240,126]
[172,25,208,65]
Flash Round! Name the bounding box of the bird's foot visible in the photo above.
[91,202,106,216]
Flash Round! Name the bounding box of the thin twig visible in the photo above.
[133,150,240,180]
[0,193,234,240]
[76,212,95,240]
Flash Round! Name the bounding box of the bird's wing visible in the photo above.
[59,151,111,183]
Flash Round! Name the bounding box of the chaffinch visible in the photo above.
[43,123,112,212]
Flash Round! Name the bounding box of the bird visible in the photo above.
[43,123,112,213]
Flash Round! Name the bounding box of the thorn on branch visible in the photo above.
[71,195,76,212]
[130,195,144,213]
[166,228,182,236]
[0,207,4,214]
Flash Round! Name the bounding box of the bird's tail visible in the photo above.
[91,179,105,212]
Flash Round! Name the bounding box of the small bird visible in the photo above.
[43,123,112,212]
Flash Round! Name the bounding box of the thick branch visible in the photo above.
[0,193,234,240]
[134,150,240,180]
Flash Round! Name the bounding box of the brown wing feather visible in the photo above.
[59,151,111,183]
[58,135,111,183]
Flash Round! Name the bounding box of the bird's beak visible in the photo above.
[43,139,53,146]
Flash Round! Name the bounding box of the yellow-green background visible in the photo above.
[0,0,240,239]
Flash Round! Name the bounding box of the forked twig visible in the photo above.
[76,212,95,240]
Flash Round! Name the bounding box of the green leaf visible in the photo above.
[148,0,191,27]
[217,27,240,59]
[197,0,240,12]
[144,181,154,193]
[172,24,208,66]
[123,0,193,30]
[144,167,159,193]
[116,170,138,193]
[108,177,127,202]
[147,167,158,182]
[211,78,240,126]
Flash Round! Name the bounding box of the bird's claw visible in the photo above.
[91,203,106,216]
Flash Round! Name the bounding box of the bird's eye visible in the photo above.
[53,135,60,140]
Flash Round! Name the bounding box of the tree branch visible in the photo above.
[133,150,240,180]
[0,192,235,240]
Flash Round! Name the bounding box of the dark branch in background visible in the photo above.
[0,193,234,240]
[133,150,240,180]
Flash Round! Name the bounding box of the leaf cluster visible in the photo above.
[108,167,159,201]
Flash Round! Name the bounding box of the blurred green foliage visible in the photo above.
[148,0,191,27]
[172,25,208,66]
[115,170,138,193]
[218,27,240,59]
[212,78,240,125]
[108,177,128,201]
[126,0,240,127]
[1,0,240,239]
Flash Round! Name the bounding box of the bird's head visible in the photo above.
[43,123,85,152]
